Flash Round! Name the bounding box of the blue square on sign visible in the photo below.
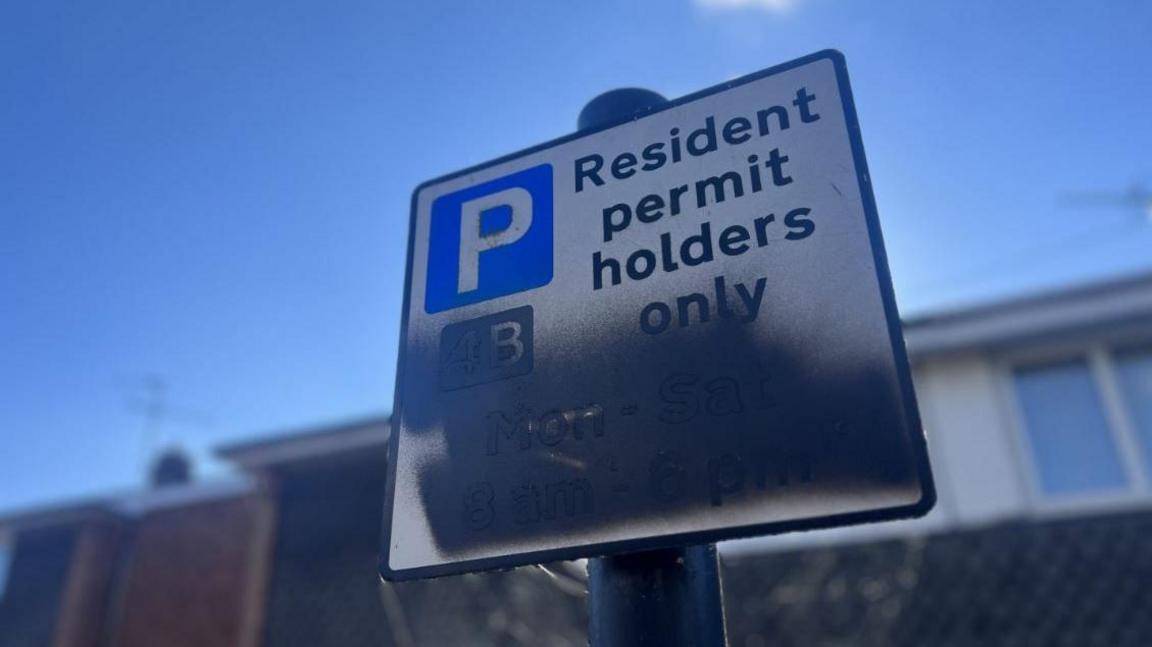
[425,164,553,314]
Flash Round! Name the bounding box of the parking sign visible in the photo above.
[382,50,935,581]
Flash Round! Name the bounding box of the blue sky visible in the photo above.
[2,0,1150,512]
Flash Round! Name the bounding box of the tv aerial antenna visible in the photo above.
[1061,183,1152,223]
[122,374,213,478]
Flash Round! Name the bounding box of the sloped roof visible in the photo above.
[0,480,254,532]
[722,507,1152,646]
[0,417,388,530]
[216,415,389,473]
[903,271,1152,357]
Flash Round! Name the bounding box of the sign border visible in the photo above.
[380,49,936,582]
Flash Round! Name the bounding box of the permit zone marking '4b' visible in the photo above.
[382,50,935,581]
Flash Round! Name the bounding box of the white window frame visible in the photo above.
[996,333,1152,517]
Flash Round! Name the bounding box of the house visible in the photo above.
[1,272,1150,646]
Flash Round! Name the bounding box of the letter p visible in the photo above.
[457,187,533,294]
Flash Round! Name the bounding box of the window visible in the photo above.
[1010,344,1152,502]
[1115,346,1152,471]
[1013,359,1128,496]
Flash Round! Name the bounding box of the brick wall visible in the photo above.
[101,495,270,647]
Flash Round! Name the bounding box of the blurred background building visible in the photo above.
[1,271,1150,646]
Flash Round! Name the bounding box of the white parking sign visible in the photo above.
[382,50,935,581]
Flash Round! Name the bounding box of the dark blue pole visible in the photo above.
[579,88,729,647]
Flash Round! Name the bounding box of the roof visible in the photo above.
[215,415,389,473]
[722,506,1152,646]
[1,416,389,531]
[0,499,117,533]
[903,270,1152,357]
[0,479,254,532]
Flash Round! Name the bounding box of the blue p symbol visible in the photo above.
[425,164,553,314]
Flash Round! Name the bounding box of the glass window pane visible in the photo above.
[1013,359,1128,496]
[1115,346,1152,473]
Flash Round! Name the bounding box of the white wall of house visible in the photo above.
[913,354,1031,526]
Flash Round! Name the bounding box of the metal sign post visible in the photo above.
[588,544,727,646]
[579,88,728,647]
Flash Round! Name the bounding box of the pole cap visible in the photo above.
[578,88,667,131]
